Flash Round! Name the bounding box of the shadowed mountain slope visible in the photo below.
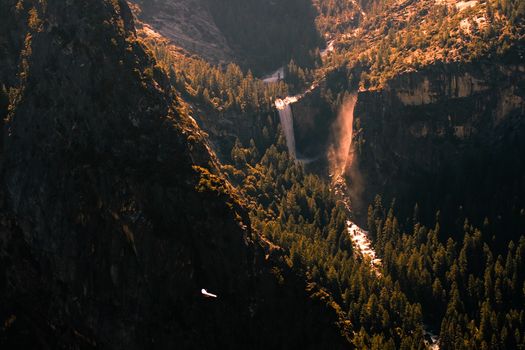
[0,1,348,348]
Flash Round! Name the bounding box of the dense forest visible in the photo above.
[223,134,425,348]
[149,42,289,113]
[369,199,525,349]
[218,129,525,348]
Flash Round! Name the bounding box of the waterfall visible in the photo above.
[330,93,357,177]
[329,93,365,213]
[267,65,321,160]
[275,98,297,158]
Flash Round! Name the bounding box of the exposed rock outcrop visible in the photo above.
[128,0,235,64]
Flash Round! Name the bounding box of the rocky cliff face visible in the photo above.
[352,58,525,234]
[127,0,235,64]
[291,85,335,160]
[0,1,347,348]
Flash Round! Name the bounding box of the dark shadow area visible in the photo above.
[353,60,525,247]
[205,0,323,74]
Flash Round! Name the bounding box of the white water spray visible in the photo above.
[275,98,297,158]
[330,93,358,177]
[273,84,319,159]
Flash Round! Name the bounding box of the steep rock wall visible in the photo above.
[291,85,335,159]
[353,60,525,235]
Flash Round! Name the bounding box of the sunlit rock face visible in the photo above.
[129,0,322,73]
[128,0,235,64]
[394,73,490,106]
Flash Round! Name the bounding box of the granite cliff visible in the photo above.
[344,55,525,235]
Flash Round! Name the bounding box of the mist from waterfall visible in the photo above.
[329,92,365,213]
[275,98,297,158]
[330,93,357,177]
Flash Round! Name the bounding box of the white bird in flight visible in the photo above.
[201,288,217,298]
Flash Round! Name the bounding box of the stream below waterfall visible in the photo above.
[336,176,440,349]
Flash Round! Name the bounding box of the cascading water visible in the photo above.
[265,65,318,160]
[275,97,298,158]
[329,93,381,271]
[330,93,358,177]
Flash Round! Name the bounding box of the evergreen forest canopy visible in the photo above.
[219,122,525,350]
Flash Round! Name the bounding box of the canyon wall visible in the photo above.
[291,85,335,159]
[353,60,525,235]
